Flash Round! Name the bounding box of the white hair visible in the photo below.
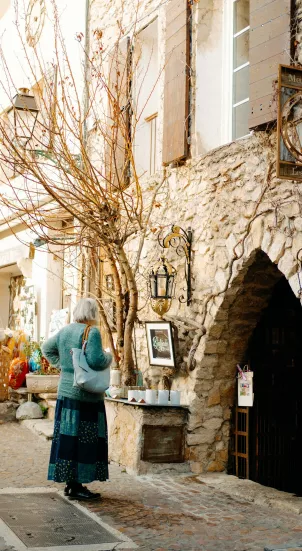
[73,298,98,323]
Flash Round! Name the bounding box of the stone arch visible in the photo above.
[188,237,302,474]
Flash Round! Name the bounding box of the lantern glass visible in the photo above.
[14,109,38,145]
[157,274,167,297]
[167,273,175,298]
[150,274,157,298]
[149,257,176,301]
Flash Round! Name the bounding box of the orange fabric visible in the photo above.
[8,358,29,390]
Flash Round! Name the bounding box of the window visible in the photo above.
[134,19,159,176]
[232,0,249,139]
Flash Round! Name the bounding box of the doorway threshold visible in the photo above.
[197,473,302,515]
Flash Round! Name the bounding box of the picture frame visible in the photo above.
[145,321,175,368]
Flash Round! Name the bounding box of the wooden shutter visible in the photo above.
[249,0,292,129]
[162,0,190,165]
[106,37,131,189]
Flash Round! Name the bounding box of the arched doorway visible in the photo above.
[247,276,302,494]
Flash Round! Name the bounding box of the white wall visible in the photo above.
[0,227,63,339]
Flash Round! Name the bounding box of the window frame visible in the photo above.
[222,0,250,143]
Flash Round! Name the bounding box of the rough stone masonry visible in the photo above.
[89,0,302,474]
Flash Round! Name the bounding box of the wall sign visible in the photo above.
[277,64,302,181]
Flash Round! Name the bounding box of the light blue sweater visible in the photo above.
[42,323,112,403]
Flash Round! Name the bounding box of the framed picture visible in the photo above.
[145,321,175,367]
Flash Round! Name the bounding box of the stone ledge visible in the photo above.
[198,473,302,515]
[19,419,54,440]
[264,547,302,551]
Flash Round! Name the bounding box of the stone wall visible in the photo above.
[89,0,302,474]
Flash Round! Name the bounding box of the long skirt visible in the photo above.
[48,396,109,484]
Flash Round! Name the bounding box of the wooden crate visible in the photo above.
[0,347,11,402]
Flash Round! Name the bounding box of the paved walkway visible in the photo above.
[1,423,302,551]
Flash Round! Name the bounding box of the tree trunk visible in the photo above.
[115,244,138,384]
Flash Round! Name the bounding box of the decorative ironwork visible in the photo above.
[158,225,193,305]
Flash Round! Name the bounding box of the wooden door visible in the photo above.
[248,277,302,494]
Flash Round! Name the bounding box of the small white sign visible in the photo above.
[238,371,254,407]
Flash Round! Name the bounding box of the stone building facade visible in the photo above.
[90,0,302,484]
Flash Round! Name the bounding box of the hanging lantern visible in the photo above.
[149,256,176,316]
[7,88,39,147]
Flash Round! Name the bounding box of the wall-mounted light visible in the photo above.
[149,256,176,317]
[158,225,193,305]
[7,88,39,147]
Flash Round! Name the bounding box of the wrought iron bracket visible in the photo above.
[158,225,193,305]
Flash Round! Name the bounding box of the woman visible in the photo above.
[42,298,112,500]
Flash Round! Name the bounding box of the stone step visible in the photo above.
[20,419,54,440]
[264,542,302,551]
[265,548,302,551]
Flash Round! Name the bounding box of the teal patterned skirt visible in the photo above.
[48,396,108,483]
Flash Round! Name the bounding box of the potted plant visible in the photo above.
[25,339,60,394]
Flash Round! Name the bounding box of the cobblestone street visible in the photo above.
[1,424,302,551]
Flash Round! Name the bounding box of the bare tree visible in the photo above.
[0,0,165,383]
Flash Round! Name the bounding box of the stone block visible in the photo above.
[215,249,229,270]
[226,232,238,259]
[205,340,228,354]
[204,405,223,420]
[262,230,272,253]
[203,417,223,430]
[251,216,264,249]
[217,449,228,462]
[223,407,232,420]
[207,460,225,472]
[187,428,214,446]
[207,388,220,406]
[278,250,297,279]
[0,401,18,422]
[220,381,236,407]
[37,393,58,400]
[289,274,301,297]
[16,402,43,420]
[292,233,302,260]
[267,233,286,263]
[214,269,228,291]
[294,217,302,232]
[190,461,204,474]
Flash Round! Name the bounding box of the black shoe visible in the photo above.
[67,485,101,501]
[64,484,71,496]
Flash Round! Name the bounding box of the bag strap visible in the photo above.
[82,325,91,347]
